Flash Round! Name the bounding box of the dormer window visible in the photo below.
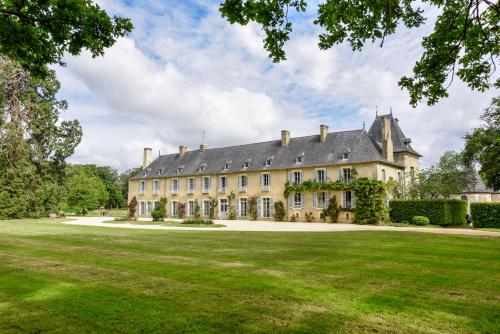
[296,153,304,164]
[157,168,163,175]
[177,165,185,174]
[223,161,232,171]
[342,149,350,160]
[265,156,273,167]
[198,163,207,172]
[243,159,252,169]
[143,168,152,177]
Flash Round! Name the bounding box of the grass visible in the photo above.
[0,219,499,333]
[65,208,128,217]
[477,228,500,232]
[107,220,226,228]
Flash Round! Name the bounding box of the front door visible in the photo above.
[219,199,228,219]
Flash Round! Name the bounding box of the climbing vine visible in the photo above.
[284,177,388,224]
[249,196,258,221]
[208,197,218,219]
[273,201,286,221]
[228,191,236,220]
[194,199,201,219]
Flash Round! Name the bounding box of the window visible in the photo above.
[171,201,178,217]
[296,153,304,163]
[243,159,251,168]
[223,161,231,171]
[342,151,349,160]
[293,192,303,208]
[198,164,206,172]
[239,175,248,192]
[314,192,329,208]
[187,178,195,194]
[239,198,248,217]
[187,201,195,216]
[219,176,227,192]
[343,191,353,209]
[140,201,146,215]
[382,169,386,181]
[397,171,402,182]
[265,158,272,166]
[202,200,211,217]
[171,179,179,194]
[261,173,271,191]
[316,169,326,183]
[219,198,228,218]
[342,168,352,183]
[177,165,184,174]
[139,181,146,195]
[202,176,211,194]
[152,180,160,194]
[291,171,303,185]
[157,168,163,175]
[147,201,153,216]
[262,197,272,218]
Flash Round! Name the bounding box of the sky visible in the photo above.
[55,0,497,171]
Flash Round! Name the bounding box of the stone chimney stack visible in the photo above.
[381,116,394,161]
[179,145,187,158]
[320,124,329,143]
[281,130,290,148]
[143,148,152,169]
[200,143,207,152]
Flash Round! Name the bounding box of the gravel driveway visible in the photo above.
[63,216,500,237]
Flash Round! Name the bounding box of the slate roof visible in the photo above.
[132,127,407,179]
[368,113,421,157]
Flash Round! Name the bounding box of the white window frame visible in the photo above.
[219,198,228,218]
[238,198,249,217]
[261,173,271,191]
[342,168,352,183]
[265,158,272,167]
[202,200,210,217]
[293,192,303,208]
[187,177,195,194]
[314,191,329,208]
[171,200,178,217]
[202,176,211,194]
[171,178,179,195]
[343,190,354,209]
[315,169,326,183]
[239,174,248,192]
[187,200,195,216]
[152,180,160,195]
[139,181,146,195]
[262,197,273,218]
[139,201,146,215]
[219,175,227,193]
[291,171,303,185]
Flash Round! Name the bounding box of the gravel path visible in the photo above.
[63,217,500,237]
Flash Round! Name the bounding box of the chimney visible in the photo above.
[281,130,290,147]
[143,148,152,169]
[320,124,329,143]
[179,145,187,158]
[381,116,394,161]
[200,143,207,152]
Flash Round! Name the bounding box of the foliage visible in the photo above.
[220,0,499,106]
[284,177,388,224]
[119,167,141,205]
[208,197,218,219]
[411,151,477,198]
[412,216,430,226]
[321,195,340,223]
[178,202,186,219]
[249,196,258,221]
[470,202,500,228]
[273,201,286,221]
[194,200,201,219]
[304,212,315,222]
[151,198,167,222]
[227,191,237,220]
[182,218,214,225]
[0,59,81,219]
[390,199,467,226]
[127,196,138,220]
[0,1,132,77]
[463,97,500,191]
[65,173,108,215]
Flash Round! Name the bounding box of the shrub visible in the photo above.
[182,218,214,225]
[321,195,340,223]
[412,216,430,226]
[151,198,167,221]
[128,196,137,219]
[273,201,286,221]
[470,203,500,228]
[304,212,315,222]
[390,199,466,226]
[249,196,258,221]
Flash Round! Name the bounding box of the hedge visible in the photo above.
[470,203,500,228]
[389,199,467,226]
[412,216,429,226]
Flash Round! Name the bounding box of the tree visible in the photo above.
[321,195,339,223]
[120,167,141,206]
[0,1,132,77]
[66,173,108,214]
[220,0,499,106]
[463,97,500,190]
[412,151,477,198]
[0,59,82,218]
[151,198,167,221]
[128,196,138,220]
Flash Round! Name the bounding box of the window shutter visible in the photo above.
[300,172,304,184]
[288,172,293,182]
[259,174,263,187]
[313,192,317,208]
[193,178,196,192]
[237,175,241,188]
[326,192,330,206]
[325,169,328,181]
[300,192,304,208]
[339,169,343,181]
[270,198,274,217]
[268,174,272,187]
[185,178,189,191]
[257,198,262,218]
[208,176,211,191]
[237,199,241,217]
[288,194,293,208]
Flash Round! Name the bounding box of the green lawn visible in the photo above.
[0,219,499,333]
[107,220,226,228]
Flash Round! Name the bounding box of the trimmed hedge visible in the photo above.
[412,216,429,226]
[390,199,467,226]
[470,203,500,228]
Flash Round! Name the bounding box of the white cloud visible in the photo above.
[57,0,498,171]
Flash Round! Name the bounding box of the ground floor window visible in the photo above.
[171,201,178,217]
[187,200,195,216]
[238,198,248,217]
[343,191,353,209]
[262,197,272,218]
[293,192,303,208]
[202,200,210,217]
[146,201,153,216]
[219,198,228,218]
[140,201,146,215]
[313,192,329,208]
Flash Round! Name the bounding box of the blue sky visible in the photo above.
[55,0,497,170]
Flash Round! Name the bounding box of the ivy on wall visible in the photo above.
[228,191,237,220]
[284,177,388,224]
[249,196,258,221]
